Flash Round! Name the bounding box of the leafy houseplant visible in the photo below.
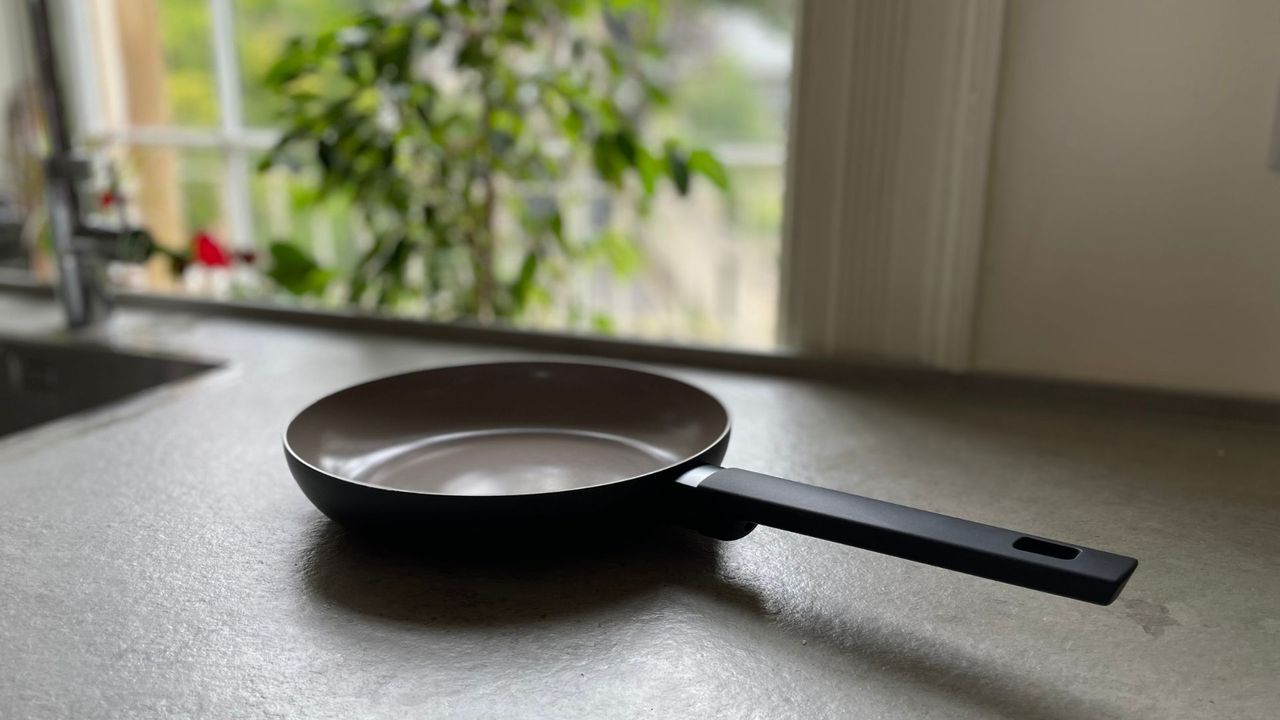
[260,0,728,324]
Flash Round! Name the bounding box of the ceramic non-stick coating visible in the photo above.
[286,361,728,496]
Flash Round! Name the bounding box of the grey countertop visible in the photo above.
[2,292,1277,719]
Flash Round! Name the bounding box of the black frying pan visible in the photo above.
[284,361,1137,605]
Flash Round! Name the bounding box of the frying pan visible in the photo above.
[284,361,1138,605]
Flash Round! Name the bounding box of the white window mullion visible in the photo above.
[209,0,255,253]
[80,126,280,151]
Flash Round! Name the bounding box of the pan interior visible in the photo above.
[286,362,728,496]
[336,428,679,495]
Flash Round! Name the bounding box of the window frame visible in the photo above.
[58,0,793,348]
[58,0,1008,360]
[65,0,268,253]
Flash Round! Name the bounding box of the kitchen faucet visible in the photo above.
[26,0,147,329]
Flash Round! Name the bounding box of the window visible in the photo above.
[50,0,793,348]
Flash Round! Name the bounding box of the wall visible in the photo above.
[974,0,1280,398]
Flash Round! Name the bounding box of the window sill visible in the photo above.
[5,275,1279,425]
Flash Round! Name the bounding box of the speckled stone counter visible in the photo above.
[2,292,1277,719]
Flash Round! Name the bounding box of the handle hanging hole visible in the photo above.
[1013,536,1080,560]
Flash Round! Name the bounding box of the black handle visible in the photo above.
[679,467,1137,605]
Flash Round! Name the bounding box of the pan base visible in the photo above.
[343,428,680,495]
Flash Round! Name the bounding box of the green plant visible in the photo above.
[259,0,728,322]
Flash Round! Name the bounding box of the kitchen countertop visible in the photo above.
[2,292,1277,720]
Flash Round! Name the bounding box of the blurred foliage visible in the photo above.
[177,151,224,232]
[258,0,728,321]
[157,0,371,125]
[671,55,774,145]
[155,1,218,125]
[266,241,335,295]
[236,0,378,126]
[141,0,791,340]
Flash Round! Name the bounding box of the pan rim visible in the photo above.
[282,359,732,498]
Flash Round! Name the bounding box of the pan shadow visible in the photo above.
[298,518,734,627]
[299,519,1125,720]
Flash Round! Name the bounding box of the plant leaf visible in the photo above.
[597,230,642,277]
[666,145,690,195]
[589,312,616,334]
[266,241,333,296]
[688,149,729,191]
[511,252,540,309]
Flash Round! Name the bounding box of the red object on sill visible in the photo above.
[99,190,117,209]
[194,231,231,267]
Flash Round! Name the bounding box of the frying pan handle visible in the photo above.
[678,467,1137,605]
